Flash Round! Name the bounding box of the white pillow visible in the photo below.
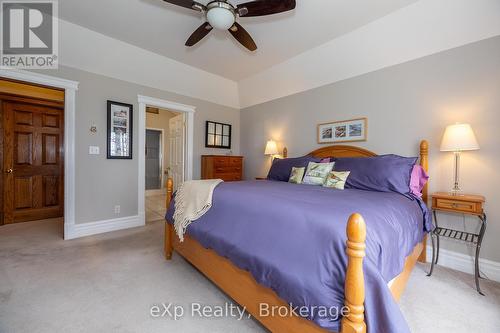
[302,162,335,185]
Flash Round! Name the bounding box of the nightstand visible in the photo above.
[427,192,486,295]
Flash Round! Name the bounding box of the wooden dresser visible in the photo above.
[201,155,243,181]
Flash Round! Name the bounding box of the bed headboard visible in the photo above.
[307,140,429,202]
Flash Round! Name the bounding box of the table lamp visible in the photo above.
[440,123,479,195]
[264,140,279,157]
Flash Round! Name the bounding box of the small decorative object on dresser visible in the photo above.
[317,117,367,144]
[202,155,243,181]
[428,192,487,295]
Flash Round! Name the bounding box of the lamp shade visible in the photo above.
[264,140,279,156]
[440,123,480,152]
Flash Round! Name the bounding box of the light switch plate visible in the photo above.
[89,146,100,155]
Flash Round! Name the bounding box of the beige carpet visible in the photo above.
[1,218,499,333]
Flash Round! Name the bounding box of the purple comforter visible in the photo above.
[166,180,431,333]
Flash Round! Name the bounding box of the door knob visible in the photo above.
[5,168,13,174]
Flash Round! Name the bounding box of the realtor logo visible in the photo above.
[1,0,58,68]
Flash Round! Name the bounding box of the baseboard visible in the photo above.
[426,246,500,282]
[64,214,145,240]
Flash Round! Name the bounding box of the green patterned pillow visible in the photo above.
[302,162,335,185]
[288,167,305,184]
[323,171,351,189]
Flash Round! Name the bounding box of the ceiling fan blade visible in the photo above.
[185,22,213,47]
[237,0,295,17]
[228,23,257,51]
[162,0,205,12]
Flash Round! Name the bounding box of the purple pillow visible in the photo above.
[333,154,418,195]
[267,156,321,182]
[410,165,429,198]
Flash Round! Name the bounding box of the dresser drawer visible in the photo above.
[213,157,229,167]
[214,166,242,174]
[229,157,242,166]
[434,198,476,213]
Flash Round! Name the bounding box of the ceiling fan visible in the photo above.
[162,0,296,51]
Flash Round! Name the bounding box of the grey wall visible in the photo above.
[42,65,240,224]
[241,36,500,262]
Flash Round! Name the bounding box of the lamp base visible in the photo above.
[450,151,462,196]
[450,187,463,196]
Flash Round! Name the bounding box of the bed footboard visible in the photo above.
[164,177,367,333]
[164,178,174,260]
[341,213,367,333]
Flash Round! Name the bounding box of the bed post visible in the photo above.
[418,140,429,263]
[165,177,174,260]
[341,213,367,333]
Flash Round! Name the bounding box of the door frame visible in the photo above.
[0,69,79,238]
[145,127,165,195]
[138,95,195,221]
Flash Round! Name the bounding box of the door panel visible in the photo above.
[3,101,64,223]
[14,177,33,209]
[169,114,185,192]
[42,134,58,164]
[15,132,33,164]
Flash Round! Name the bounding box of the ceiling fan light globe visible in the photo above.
[207,7,235,30]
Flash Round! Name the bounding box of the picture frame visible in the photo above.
[317,117,367,144]
[107,100,133,159]
[205,121,232,149]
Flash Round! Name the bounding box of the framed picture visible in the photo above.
[317,118,367,144]
[107,100,133,159]
[205,121,231,149]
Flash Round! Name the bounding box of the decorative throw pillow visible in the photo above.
[409,165,429,198]
[267,156,321,182]
[323,171,351,189]
[302,162,335,185]
[288,167,305,184]
[334,154,417,196]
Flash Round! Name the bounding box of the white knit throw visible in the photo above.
[173,179,223,242]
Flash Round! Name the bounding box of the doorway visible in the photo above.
[138,95,195,224]
[144,108,184,222]
[0,78,65,225]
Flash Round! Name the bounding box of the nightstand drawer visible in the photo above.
[434,198,476,213]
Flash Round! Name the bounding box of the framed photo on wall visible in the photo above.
[205,121,232,149]
[317,117,367,144]
[107,100,133,159]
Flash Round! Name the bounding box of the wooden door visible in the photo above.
[168,114,184,192]
[2,101,64,223]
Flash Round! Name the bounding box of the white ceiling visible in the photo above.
[60,0,418,81]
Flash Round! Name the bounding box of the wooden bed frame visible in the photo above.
[164,140,429,333]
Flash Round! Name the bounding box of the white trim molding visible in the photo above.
[59,19,239,108]
[426,246,500,283]
[137,95,195,222]
[65,214,144,240]
[0,69,79,240]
